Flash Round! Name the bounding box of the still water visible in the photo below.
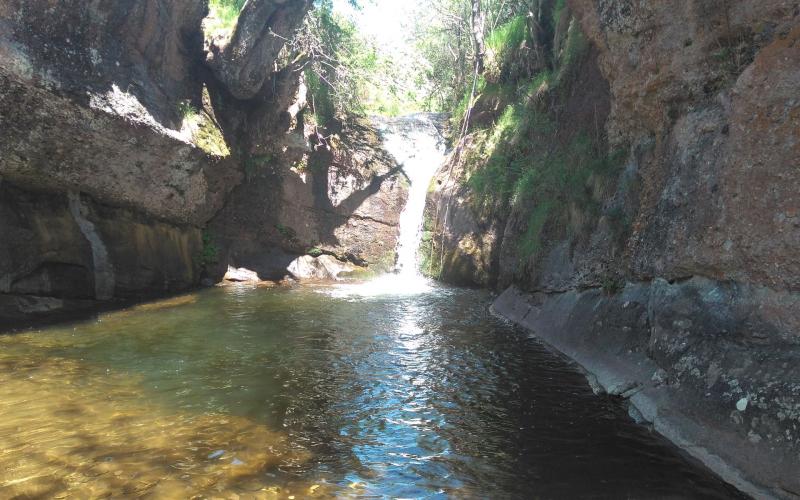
[0,284,742,498]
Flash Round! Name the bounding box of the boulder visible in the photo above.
[287,255,355,281]
[223,266,262,283]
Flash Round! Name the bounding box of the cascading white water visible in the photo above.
[327,113,447,297]
[379,113,447,281]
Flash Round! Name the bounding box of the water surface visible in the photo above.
[0,284,743,498]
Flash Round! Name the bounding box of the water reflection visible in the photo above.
[0,285,744,498]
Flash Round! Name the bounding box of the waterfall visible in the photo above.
[327,113,447,297]
[377,113,447,281]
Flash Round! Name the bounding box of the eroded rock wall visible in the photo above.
[1,0,407,321]
[0,182,202,325]
[0,0,231,325]
[209,117,407,280]
[429,1,800,495]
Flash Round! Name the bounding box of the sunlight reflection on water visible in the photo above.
[0,285,744,498]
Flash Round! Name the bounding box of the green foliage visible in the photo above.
[487,15,527,53]
[177,100,196,119]
[419,211,442,279]
[463,79,625,263]
[205,0,246,38]
[200,230,219,268]
[301,2,426,122]
[485,15,528,78]
[446,1,631,265]
[525,71,553,98]
[307,246,324,257]
[306,69,336,127]
[557,20,590,85]
[465,98,553,204]
[177,100,230,157]
[518,201,552,260]
[552,0,568,27]
[413,0,532,113]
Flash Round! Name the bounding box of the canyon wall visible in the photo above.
[0,0,405,326]
[0,0,223,325]
[428,1,800,496]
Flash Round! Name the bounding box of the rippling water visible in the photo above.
[0,284,742,498]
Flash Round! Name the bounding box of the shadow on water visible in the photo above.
[0,284,746,498]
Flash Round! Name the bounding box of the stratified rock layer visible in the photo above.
[0,0,229,324]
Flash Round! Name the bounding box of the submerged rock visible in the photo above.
[736,398,748,412]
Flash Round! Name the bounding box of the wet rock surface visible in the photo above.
[0,182,202,325]
[493,282,800,498]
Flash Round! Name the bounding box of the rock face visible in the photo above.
[430,1,800,495]
[0,0,225,325]
[207,0,314,100]
[0,182,202,324]
[0,0,409,325]
[209,117,408,280]
[0,0,318,325]
[0,0,231,225]
[1,0,208,126]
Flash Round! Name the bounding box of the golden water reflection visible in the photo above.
[0,350,329,498]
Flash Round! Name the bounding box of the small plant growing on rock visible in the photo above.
[177,100,230,157]
[199,230,219,269]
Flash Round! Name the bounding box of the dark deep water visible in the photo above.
[0,283,744,498]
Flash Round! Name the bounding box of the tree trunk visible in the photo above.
[471,0,486,74]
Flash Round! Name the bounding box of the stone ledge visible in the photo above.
[491,282,800,499]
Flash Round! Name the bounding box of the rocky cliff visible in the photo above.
[0,0,405,325]
[209,115,407,281]
[428,1,800,496]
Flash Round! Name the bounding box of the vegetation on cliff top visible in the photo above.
[296,0,431,124]
[422,0,627,276]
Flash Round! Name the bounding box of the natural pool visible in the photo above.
[0,283,743,498]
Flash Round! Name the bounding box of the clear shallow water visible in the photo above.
[0,284,743,498]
